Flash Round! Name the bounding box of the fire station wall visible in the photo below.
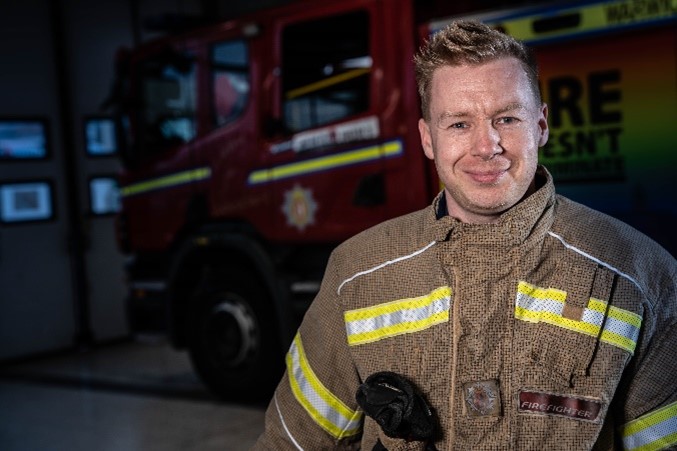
[0,0,204,359]
[0,0,77,359]
[0,0,292,360]
[60,0,135,344]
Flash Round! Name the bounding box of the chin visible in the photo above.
[470,197,517,215]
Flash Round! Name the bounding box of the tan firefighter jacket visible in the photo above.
[252,167,677,451]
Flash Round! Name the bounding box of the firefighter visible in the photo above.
[252,21,676,450]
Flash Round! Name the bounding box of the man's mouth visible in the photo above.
[466,170,507,184]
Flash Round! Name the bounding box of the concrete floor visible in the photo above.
[0,339,267,450]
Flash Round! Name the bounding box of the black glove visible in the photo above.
[356,371,438,449]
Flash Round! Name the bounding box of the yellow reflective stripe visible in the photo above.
[248,140,402,185]
[517,281,567,302]
[286,68,370,100]
[515,281,641,354]
[286,333,362,439]
[488,0,677,43]
[120,167,211,197]
[609,305,643,328]
[588,298,609,313]
[600,329,637,354]
[514,305,542,323]
[347,311,449,346]
[541,311,601,336]
[622,401,677,451]
[345,286,451,346]
[345,286,451,321]
[515,306,600,335]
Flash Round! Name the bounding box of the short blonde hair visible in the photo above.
[414,20,541,120]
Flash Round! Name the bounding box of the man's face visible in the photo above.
[418,57,549,224]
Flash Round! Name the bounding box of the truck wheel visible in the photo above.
[188,267,282,402]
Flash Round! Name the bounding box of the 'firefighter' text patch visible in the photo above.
[518,390,603,422]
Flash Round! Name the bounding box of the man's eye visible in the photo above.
[497,117,519,125]
[449,122,467,129]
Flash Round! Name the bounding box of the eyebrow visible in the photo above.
[436,102,527,125]
[494,102,527,115]
[436,111,468,126]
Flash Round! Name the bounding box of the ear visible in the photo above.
[418,118,435,160]
[538,103,549,147]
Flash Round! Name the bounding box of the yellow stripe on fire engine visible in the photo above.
[120,167,211,197]
[344,286,451,346]
[248,140,402,185]
[514,281,642,354]
[431,0,677,44]
[286,332,363,439]
[286,68,370,100]
[621,401,677,451]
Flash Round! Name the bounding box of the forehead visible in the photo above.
[429,58,536,113]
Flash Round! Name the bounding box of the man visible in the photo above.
[252,21,676,450]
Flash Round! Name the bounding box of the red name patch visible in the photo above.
[518,390,603,422]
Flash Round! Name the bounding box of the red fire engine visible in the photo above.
[112,0,676,399]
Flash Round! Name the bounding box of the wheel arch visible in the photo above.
[166,230,293,353]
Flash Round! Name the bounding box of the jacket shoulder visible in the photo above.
[551,195,676,303]
[329,207,434,289]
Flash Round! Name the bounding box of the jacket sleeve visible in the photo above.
[614,264,677,451]
[251,250,364,450]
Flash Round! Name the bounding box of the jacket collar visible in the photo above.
[426,165,556,247]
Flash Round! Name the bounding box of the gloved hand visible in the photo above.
[356,371,438,450]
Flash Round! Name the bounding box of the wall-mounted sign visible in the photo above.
[0,119,49,160]
[89,176,121,215]
[0,181,54,223]
[85,117,117,156]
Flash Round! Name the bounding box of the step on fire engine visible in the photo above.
[110,0,676,399]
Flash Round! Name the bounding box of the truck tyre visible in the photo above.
[187,266,282,402]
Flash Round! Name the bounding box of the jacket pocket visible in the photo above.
[514,260,639,389]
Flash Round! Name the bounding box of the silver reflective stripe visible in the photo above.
[516,290,565,316]
[581,307,605,326]
[275,395,304,451]
[345,296,449,340]
[622,401,677,451]
[344,286,451,346]
[337,241,437,295]
[604,315,640,345]
[547,231,644,294]
[515,281,641,354]
[286,333,362,439]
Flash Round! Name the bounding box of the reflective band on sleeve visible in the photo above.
[286,333,363,439]
[514,281,641,354]
[621,401,677,451]
[344,286,451,346]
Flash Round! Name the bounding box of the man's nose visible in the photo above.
[471,122,502,160]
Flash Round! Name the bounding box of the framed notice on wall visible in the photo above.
[0,118,49,160]
[84,116,118,157]
[0,180,55,223]
[88,176,121,216]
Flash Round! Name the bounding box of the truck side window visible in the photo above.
[139,50,197,150]
[211,40,250,127]
[282,11,371,132]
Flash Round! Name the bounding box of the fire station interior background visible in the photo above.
[0,1,307,450]
[0,0,675,450]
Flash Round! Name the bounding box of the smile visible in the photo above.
[466,170,507,184]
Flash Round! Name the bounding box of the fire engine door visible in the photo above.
[267,5,389,240]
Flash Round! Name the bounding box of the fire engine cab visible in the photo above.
[112,0,676,399]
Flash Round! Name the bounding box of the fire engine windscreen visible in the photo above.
[282,11,371,133]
